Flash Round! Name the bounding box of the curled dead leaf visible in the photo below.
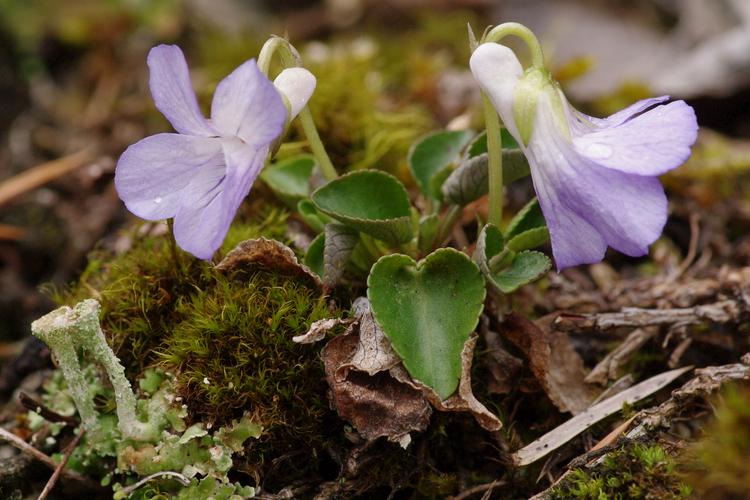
[215,238,322,289]
[322,327,432,443]
[293,317,353,344]
[395,336,503,432]
[503,313,597,414]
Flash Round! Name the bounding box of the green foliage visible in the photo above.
[260,155,317,208]
[312,170,414,244]
[474,223,551,294]
[551,443,691,499]
[367,248,486,399]
[50,207,343,479]
[408,130,474,200]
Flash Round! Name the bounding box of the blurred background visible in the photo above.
[1,0,750,357]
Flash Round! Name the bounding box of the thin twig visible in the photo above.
[666,213,700,283]
[0,148,94,206]
[38,428,85,500]
[20,392,79,425]
[115,471,191,497]
[450,479,506,500]
[0,427,89,483]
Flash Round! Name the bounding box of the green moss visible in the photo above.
[551,443,691,499]
[48,207,344,479]
[682,383,750,498]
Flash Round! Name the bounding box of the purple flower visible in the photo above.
[115,45,316,259]
[470,43,698,270]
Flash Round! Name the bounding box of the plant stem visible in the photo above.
[359,233,382,263]
[435,204,463,248]
[298,107,338,180]
[257,36,337,181]
[166,219,182,276]
[483,22,545,69]
[482,92,503,227]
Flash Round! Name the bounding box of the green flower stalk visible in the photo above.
[475,22,546,227]
[258,36,339,181]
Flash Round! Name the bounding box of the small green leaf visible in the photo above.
[304,233,325,278]
[442,151,531,205]
[506,227,550,252]
[506,198,545,239]
[418,213,440,255]
[475,224,550,293]
[297,198,327,234]
[465,129,520,158]
[493,251,551,293]
[473,223,504,276]
[408,130,474,199]
[260,155,316,206]
[367,248,486,399]
[311,170,414,245]
[323,223,359,287]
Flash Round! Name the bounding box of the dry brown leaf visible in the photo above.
[293,317,354,344]
[482,328,524,395]
[322,328,431,444]
[342,298,401,376]
[503,314,597,414]
[215,237,322,289]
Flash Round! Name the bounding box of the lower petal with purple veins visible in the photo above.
[114,133,225,221]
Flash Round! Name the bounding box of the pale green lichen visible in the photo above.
[31,299,159,441]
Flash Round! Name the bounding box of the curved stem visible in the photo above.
[434,204,463,248]
[482,92,503,227]
[257,37,338,181]
[484,22,544,69]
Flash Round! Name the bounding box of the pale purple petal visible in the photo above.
[147,45,217,136]
[583,96,670,127]
[528,96,668,270]
[171,138,265,260]
[114,133,224,221]
[210,59,287,146]
[573,100,698,176]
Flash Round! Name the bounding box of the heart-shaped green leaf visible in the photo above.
[408,130,474,199]
[367,248,486,399]
[475,224,551,294]
[311,170,414,245]
[260,155,316,206]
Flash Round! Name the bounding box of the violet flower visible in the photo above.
[470,43,698,270]
[115,45,316,259]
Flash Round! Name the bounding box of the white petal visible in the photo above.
[274,68,317,121]
[469,43,524,140]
